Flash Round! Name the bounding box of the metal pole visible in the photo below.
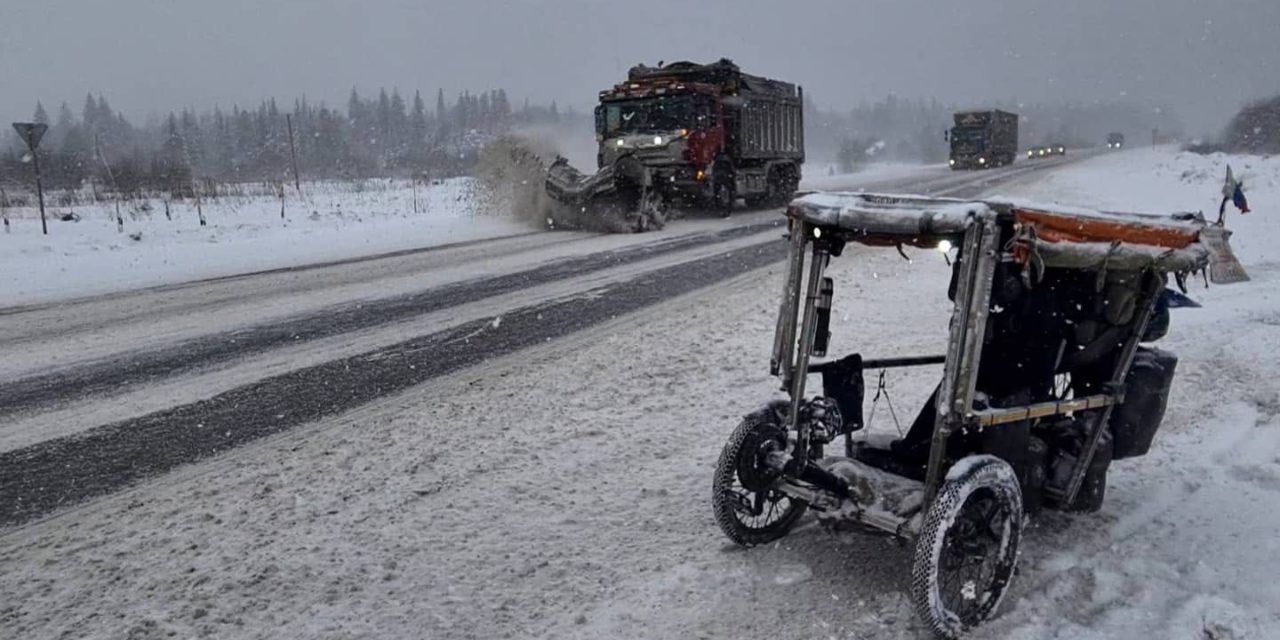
[1,185,10,233]
[788,242,830,470]
[286,114,301,193]
[94,134,124,233]
[31,150,48,235]
[772,218,808,380]
[923,216,1000,507]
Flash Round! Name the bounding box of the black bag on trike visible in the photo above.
[711,192,1233,639]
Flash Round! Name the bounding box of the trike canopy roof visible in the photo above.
[787,191,1210,273]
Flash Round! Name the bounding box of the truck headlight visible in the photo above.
[949,159,956,166]
[615,139,625,147]
[653,135,664,146]
[978,157,986,164]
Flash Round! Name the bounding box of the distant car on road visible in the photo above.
[1047,143,1066,156]
[1107,132,1125,149]
[1026,145,1060,159]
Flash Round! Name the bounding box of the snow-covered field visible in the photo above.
[0,156,962,309]
[0,159,962,309]
[2,147,1278,639]
[0,178,532,306]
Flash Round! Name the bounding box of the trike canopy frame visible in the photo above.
[772,192,1211,524]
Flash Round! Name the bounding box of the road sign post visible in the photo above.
[12,122,49,235]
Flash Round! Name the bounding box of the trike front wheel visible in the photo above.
[911,455,1023,639]
[711,407,807,547]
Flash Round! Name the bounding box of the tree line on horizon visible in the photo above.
[2,85,1200,197]
[0,88,578,197]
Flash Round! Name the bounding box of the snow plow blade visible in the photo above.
[544,156,666,233]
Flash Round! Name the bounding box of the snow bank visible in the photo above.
[0,178,533,306]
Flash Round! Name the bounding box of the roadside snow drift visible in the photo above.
[0,178,530,306]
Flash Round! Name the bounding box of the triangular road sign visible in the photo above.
[12,122,49,151]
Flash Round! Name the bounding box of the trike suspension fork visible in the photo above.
[786,228,831,471]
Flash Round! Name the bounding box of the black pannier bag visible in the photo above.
[821,353,865,435]
[1110,347,1178,459]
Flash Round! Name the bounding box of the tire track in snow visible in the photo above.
[0,220,781,420]
[0,240,787,527]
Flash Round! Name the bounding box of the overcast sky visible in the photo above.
[2,0,1277,134]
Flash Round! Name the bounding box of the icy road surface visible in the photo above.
[13,150,1275,639]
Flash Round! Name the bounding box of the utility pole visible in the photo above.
[12,122,49,235]
[94,133,125,233]
[1,185,10,233]
[286,114,301,193]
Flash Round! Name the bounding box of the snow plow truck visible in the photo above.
[544,58,805,232]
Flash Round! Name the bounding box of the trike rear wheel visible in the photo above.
[911,455,1023,639]
[712,407,807,547]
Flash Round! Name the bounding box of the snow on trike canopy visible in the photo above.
[711,190,1228,638]
[787,191,1210,274]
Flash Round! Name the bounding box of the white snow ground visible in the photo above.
[0,161,946,308]
[2,147,1277,639]
[0,178,531,307]
[0,161,952,308]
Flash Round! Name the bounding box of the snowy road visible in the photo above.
[0,153,1168,640]
[0,156,1084,524]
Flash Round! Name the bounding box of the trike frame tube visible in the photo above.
[772,218,809,382]
[787,237,831,470]
[923,215,1001,507]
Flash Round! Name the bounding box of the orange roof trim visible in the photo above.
[1013,208,1199,249]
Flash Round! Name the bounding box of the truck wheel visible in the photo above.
[711,161,735,218]
[745,169,776,209]
[911,455,1022,639]
[768,165,799,207]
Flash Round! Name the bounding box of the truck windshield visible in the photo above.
[951,128,987,150]
[952,128,987,143]
[601,96,698,135]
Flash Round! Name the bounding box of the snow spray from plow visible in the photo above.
[474,134,665,233]
[483,59,807,234]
